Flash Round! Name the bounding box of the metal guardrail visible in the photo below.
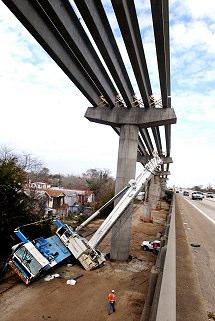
[140,194,176,321]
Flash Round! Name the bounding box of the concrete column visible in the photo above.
[148,175,161,210]
[142,180,152,222]
[110,125,139,261]
[160,179,167,198]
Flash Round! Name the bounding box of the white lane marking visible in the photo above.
[184,198,215,225]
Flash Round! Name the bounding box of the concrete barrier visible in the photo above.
[140,195,176,321]
[155,195,176,321]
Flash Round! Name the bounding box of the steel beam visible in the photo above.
[139,128,154,155]
[2,0,131,156]
[152,127,162,155]
[151,0,172,158]
[165,124,171,156]
[150,0,169,108]
[74,0,135,108]
[111,0,152,107]
[37,0,119,108]
[2,0,102,107]
[111,0,163,157]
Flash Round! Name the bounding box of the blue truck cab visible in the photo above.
[9,226,71,284]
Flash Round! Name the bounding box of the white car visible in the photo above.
[141,240,161,251]
[192,191,204,200]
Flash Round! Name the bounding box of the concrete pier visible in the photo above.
[148,175,161,210]
[110,125,139,261]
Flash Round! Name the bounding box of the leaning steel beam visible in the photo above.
[36,0,119,108]
[75,0,153,158]
[151,0,171,157]
[150,0,169,108]
[111,0,160,156]
[74,0,152,158]
[111,0,163,156]
[152,127,162,155]
[139,128,154,155]
[2,0,102,107]
[2,0,125,149]
[74,0,135,108]
[165,124,171,156]
[4,0,150,157]
[163,0,171,156]
[111,0,152,107]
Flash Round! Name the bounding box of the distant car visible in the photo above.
[183,191,189,196]
[206,192,214,198]
[141,240,161,252]
[192,191,204,200]
[176,190,179,193]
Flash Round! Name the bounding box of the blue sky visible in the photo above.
[0,0,215,188]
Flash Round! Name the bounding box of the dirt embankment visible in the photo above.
[0,202,168,321]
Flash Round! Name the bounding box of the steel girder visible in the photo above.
[74,0,135,109]
[74,0,153,157]
[150,0,171,157]
[111,0,164,157]
[36,0,119,108]
[111,0,152,106]
[2,0,103,107]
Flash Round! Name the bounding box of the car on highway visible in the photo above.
[141,240,161,252]
[183,191,189,196]
[206,192,214,198]
[192,191,204,200]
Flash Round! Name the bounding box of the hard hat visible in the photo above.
[111,289,115,293]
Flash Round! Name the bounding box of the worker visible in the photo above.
[107,289,116,315]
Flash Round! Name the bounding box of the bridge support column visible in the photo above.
[110,124,139,261]
[161,178,167,198]
[142,181,152,222]
[148,175,161,210]
[142,175,161,222]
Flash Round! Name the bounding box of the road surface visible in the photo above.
[177,194,215,312]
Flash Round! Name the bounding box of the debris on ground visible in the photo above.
[66,279,76,285]
[44,274,60,281]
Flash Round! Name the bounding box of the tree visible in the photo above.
[0,148,48,256]
[206,183,213,192]
[82,169,115,213]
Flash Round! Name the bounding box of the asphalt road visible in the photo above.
[177,195,215,312]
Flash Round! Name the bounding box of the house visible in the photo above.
[42,189,66,216]
[59,189,78,212]
[31,182,51,190]
[64,189,94,204]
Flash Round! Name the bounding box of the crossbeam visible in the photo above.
[85,107,176,128]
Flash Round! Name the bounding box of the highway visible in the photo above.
[177,194,215,312]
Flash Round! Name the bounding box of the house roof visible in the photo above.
[58,189,77,197]
[43,189,65,198]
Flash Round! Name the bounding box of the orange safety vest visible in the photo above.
[108,293,116,302]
